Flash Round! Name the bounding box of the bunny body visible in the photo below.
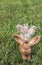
[13,24,41,61]
[19,43,31,60]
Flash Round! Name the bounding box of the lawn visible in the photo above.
[0,0,42,65]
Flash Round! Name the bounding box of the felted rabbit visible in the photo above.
[13,24,40,61]
[16,23,37,42]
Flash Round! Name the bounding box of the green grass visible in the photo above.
[0,0,42,65]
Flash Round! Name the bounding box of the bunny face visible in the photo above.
[13,34,40,60]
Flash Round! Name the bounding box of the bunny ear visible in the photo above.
[16,24,24,33]
[23,23,28,29]
[29,35,41,46]
[26,23,28,27]
[23,23,28,27]
[13,34,24,45]
[28,26,36,35]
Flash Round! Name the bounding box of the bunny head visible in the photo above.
[16,24,37,42]
[13,34,40,60]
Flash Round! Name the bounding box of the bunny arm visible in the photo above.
[28,26,36,35]
[16,24,24,34]
[16,24,29,34]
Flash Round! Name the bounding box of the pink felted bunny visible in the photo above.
[13,24,40,61]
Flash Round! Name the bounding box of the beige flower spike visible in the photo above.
[13,24,41,61]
